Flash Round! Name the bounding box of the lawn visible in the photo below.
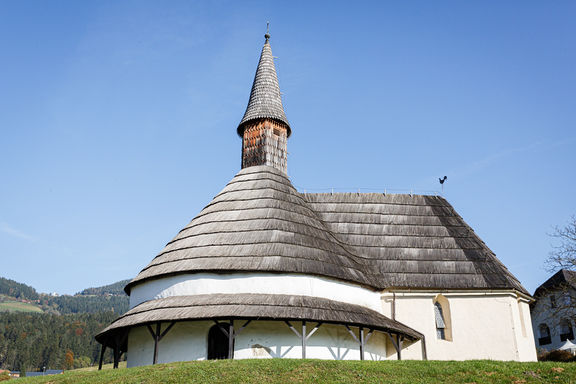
[0,298,42,313]
[15,359,576,384]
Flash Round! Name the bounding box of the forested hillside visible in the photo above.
[79,279,131,296]
[0,277,39,301]
[0,277,129,315]
[0,277,130,371]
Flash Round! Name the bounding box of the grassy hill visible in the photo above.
[0,295,42,313]
[15,359,576,384]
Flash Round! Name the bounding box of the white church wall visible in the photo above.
[129,273,382,312]
[127,321,211,367]
[515,299,538,361]
[381,291,537,361]
[126,320,388,366]
[233,321,387,360]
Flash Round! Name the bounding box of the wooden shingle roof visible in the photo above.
[126,166,372,293]
[96,293,422,349]
[126,165,528,295]
[304,192,527,294]
[237,35,290,137]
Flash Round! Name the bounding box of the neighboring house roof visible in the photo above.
[237,35,290,137]
[126,165,528,295]
[96,293,423,350]
[533,269,576,298]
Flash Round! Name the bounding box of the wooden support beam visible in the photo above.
[152,322,161,364]
[397,334,403,360]
[113,347,120,369]
[285,321,321,359]
[365,329,374,344]
[160,322,176,339]
[98,345,106,371]
[302,321,307,359]
[237,320,252,334]
[285,321,301,338]
[228,320,235,360]
[359,327,364,360]
[213,320,229,338]
[306,323,322,340]
[386,332,400,359]
[145,321,177,365]
[344,325,359,343]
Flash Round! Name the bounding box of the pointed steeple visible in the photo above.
[237,32,291,137]
[238,31,291,174]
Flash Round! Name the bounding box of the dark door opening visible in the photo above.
[208,323,230,359]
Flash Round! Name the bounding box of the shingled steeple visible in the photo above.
[238,32,291,173]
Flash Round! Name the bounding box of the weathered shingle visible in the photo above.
[95,293,423,349]
[237,36,290,137]
[126,166,528,295]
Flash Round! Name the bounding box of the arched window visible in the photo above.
[433,295,452,341]
[560,319,574,341]
[538,323,551,346]
[207,323,231,359]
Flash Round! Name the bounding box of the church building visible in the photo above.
[96,33,537,366]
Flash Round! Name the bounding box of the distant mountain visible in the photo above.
[78,279,131,296]
[0,277,129,315]
[0,277,39,301]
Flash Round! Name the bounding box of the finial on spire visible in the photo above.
[265,21,270,41]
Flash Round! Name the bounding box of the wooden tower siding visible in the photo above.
[242,119,288,172]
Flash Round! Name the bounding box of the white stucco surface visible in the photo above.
[380,291,537,361]
[126,274,536,363]
[129,273,382,312]
[127,321,211,367]
[126,320,390,367]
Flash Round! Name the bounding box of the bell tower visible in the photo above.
[237,31,291,173]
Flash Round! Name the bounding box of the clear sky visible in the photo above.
[0,1,574,295]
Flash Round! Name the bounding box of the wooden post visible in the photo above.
[302,321,307,359]
[396,334,402,360]
[98,345,106,370]
[113,348,120,369]
[228,320,235,360]
[153,322,161,364]
[359,327,364,360]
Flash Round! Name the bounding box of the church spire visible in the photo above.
[238,30,291,173]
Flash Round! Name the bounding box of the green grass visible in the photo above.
[0,299,42,313]
[14,359,576,384]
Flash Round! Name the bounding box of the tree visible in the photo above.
[64,350,74,370]
[547,215,576,271]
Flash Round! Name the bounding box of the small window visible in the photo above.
[560,319,574,342]
[433,295,452,341]
[273,128,280,136]
[551,295,557,308]
[538,323,551,346]
[434,302,446,339]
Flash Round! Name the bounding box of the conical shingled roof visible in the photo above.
[237,36,291,137]
[125,166,371,293]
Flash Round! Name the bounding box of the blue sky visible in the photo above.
[0,1,574,295]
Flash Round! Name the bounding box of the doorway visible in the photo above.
[207,323,230,359]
